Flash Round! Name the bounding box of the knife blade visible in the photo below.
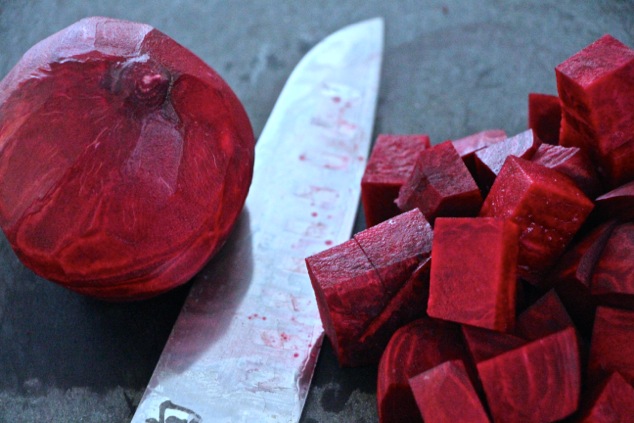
[132,17,384,423]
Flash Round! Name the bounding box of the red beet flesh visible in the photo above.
[377,318,469,423]
[477,327,580,423]
[427,217,519,332]
[396,141,482,224]
[305,209,433,367]
[361,134,430,227]
[480,156,594,285]
[589,306,634,385]
[0,17,255,300]
[528,92,561,145]
[409,359,489,423]
[556,34,634,187]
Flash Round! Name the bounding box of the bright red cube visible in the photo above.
[427,217,519,332]
[361,134,430,227]
[480,156,594,285]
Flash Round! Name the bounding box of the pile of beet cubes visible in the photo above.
[305,34,634,422]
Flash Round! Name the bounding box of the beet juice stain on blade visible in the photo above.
[132,18,384,423]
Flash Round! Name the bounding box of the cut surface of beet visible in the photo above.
[531,143,601,198]
[480,156,594,285]
[515,289,574,341]
[591,223,634,308]
[461,324,527,364]
[589,306,634,385]
[528,92,561,145]
[409,359,490,423]
[473,129,542,193]
[361,134,431,227]
[377,317,469,423]
[451,129,507,176]
[577,372,634,423]
[556,34,634,187]
[477,326,580,423]
[396,141,482,224]
[427,217,519,332]
[306,209,433,366]
[593,180,634,222]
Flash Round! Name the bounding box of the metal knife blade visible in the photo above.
[132,17,384,423]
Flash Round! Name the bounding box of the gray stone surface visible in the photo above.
[0,1,633,422]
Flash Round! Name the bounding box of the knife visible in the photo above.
[132,17,384,423]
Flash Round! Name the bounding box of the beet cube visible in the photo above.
[409,360,490,423]
[528,93,561,145]
[306,209,433,366]
[589,306,634,385]
[477,327,580,422]
[550,221,617,336]
[427,217,519,332]
[591,223,634,309]
[305,238,387,366]
[480,156,594,285]
[556,34,634,187]
[356,259,431,364]
[461,324,527,363]
[594,180,634,222]
[377,317,469,423]
[451,129,507,175]
[531,143,601,198]
[361,134,431,227]
[473,129,542,193]
[396,141,482,224]
[577,372,634,423]
[516,289,574,341]
[354,208,433,296]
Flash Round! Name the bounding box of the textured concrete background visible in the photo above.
[0,1,633,422]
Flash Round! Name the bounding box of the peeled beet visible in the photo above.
[361,134,430,227]
[396,141,482,224]
[528,92,561,145]
[0,17,255,300]
[477,327,580,422]
[480,156,594,285]
[591,223,634,309]
[593,180,634,222]
[409,360,489,423]
[377,317,469,423]
[306,209,433,367]
[577,372,634,423]
[473,129,542,193]
[450,129,506,176]
[589,306,634,385]
[427,217,519,332]
[556,34,634,187]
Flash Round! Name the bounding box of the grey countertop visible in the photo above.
[0,1,633,422]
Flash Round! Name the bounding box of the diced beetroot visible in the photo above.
[377,317,469,423]
[577,372,634,423]
[451,129,507,176]
[427,217,519,332]
[480,156,594,285]
[396,141,482,224]
[361,134,431,227]
[305,238,387,367]
[354,209,433,296]
[409,359,490,423]
[550,221,617,336]
[593,180,634,222]
[461,324,527,363]
[592,223,634,309]
[528,93,561,145]
[531,143,601,198]
[477,327,580,423]
[356,259,431,364]
[556,34,634,187]
[589,306,634,385]
[515,289,574,341]
[473,129,542,193]
[305,209,432,366]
